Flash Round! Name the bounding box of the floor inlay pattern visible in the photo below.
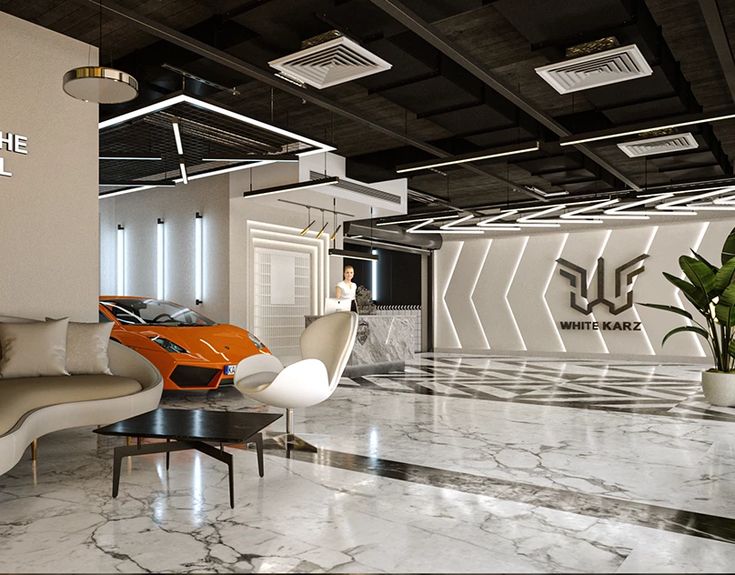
[349,355,734,422]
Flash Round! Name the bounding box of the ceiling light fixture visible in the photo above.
[179,162,188,184]
[242,177,339,198]
[172,122,184,155]
[99,156,162,161]
[98,94,334,156]
[62,1,138,104]
[560,108,735,147]
[396,141,540,174]
[201,156,298,163]
[328,248,379,262]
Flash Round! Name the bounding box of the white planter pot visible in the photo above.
[701,370,735,406]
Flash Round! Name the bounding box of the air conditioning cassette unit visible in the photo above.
[617,132,699,157]
[535,44,653,94]
[269,35,392,89]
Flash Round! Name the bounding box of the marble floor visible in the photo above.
[2,354,735,573]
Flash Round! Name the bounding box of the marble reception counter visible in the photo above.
[305,314,415,376]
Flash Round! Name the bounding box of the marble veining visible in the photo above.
[1,354,735,572]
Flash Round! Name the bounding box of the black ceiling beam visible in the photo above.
[698,0,735,104]
[368,0,641,192]
[75,0,530,196]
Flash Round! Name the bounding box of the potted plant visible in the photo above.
[641,227,735,406]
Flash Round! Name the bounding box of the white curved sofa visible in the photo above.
[0,315,163,476]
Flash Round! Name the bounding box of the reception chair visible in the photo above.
[234,311,358,450]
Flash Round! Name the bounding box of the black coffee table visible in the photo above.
[95,408,281,508]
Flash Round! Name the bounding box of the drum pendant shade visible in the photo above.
[63,66,138,104]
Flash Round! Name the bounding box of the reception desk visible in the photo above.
[305,314,415,376]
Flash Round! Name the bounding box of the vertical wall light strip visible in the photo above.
[372,250,378,302]
[157,218,165,300]
[116,225,125,295]
[195,212,203,305]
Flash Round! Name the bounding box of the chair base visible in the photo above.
[262,432,318,453]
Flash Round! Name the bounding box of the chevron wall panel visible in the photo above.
[434,219,735,358]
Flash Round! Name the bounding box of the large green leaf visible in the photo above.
[722,226,735,265]
[662,325,711,347]
[720,283,735,306]
[714,258,735,295]
[728,338,735,358]
[662,272,709,310]
[715,301,735,325]
[679,255,716,297]
[639,302,693,320]
[691,249,718,274]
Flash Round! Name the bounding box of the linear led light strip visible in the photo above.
[242,177,339,198]
[560,109,735,147]
[157,218,165,300]
[477,210,559,229]
[99,156,162,161]
[395,141,540,174]
[194,213,203,305]
[407,217,483,234]
[655,188,735,212]
[116,225,125,295]
[560,199,649,221]
[98,93,334,156]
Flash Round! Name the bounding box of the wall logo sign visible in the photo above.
[0,130,29,178]
[556,254,649,316]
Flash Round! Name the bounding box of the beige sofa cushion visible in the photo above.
[0,375,142,436]
[0,319,69,378]
[47,319,114,375]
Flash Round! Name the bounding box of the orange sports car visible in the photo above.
[99,296,271,391]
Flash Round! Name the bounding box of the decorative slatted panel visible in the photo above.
[253,248,312,358]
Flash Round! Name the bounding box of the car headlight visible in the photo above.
[247,331,267,351]
[150,336,188,354]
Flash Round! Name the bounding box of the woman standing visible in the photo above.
[335,265,358,312]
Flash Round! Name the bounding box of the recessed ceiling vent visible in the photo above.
[535,44,653,94]
[269,31,392,89]
[617,132,699,157]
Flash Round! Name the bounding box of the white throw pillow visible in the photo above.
[0,318,70,378]
[47,319,114,375]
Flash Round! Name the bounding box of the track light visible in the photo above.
[316,222,328,239]
[330,224,342,241]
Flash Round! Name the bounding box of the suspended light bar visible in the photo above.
[559,108,735,147]
[157,218,165,300]
[179,162,189,184]
[116,225,125,295]
[316,222,329,239]
[328,248,379,262]
[99,156,162,161]
[172,122,184,155]
[195,213,203,305]
[396,141,540,174]
[202,155,298,163]
[243,177,339,198]
[329,224,342,241]
[299,220,316,235]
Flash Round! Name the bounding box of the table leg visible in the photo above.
[112,447,123,498]
[255,432,264,478]
[228,457,234,509]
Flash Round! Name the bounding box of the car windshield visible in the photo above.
[101,299,216,326]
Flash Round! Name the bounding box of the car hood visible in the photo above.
[122,323,267,363]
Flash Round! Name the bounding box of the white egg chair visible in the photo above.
[234,311,358,450]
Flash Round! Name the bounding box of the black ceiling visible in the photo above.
[3,0,735,217]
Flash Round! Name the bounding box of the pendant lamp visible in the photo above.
[62,1,138,104]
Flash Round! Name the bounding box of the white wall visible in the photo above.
[434,218,735,359]
[0,12,98,321]
[99,176,230,322]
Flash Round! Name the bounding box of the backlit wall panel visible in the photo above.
[434,220,735,358]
